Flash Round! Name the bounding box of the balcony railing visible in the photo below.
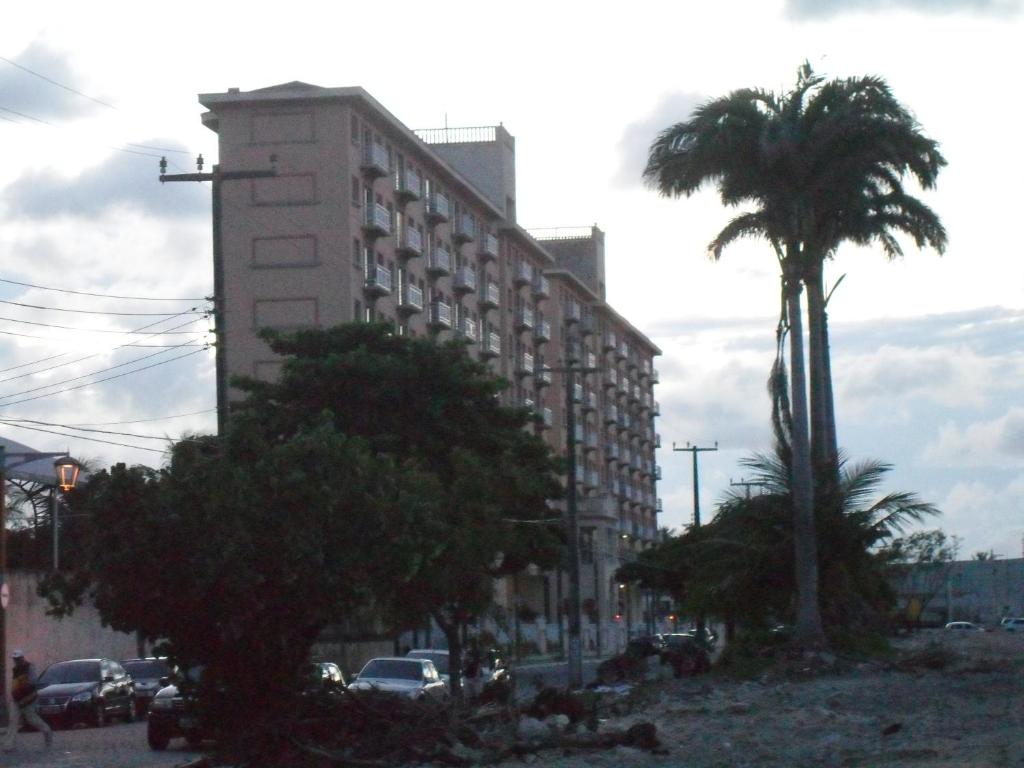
[582,390,598,412]
[618,413,631,432]
[573,382,584,403]
[453,213,476,244]
[515,306,534,331]
[586,469,599,488]
[604,404,618,424]
[516,351,535,376]
[398,283,423,313]
[453,265,477,293]
[565,299,582,324]
[586,351,597,369]
[617,340,629,360]
[479,232,499,261]
[533,274,549,298]
[513,261,532,286]
[363,203,391,237]
[395,167,421,200]
[361,143,390,177]
[536,365,552,387]
[535,319,551,342]
[652,368,660,384]
[654,433,661,448]
[574,424,585,444]
[653,401,660,416]
[541,407,553,428]
[480,331,501,358]
[426,192,450,223]
[654,465,662,481]
[363,264,392,296]
[605,368,618,389]
[580,313,596,337]
[584,430,599,450]
[428,301,452,328]
[396,226,422,257]
[575,465,585,483]
[522,396,535,410]
[606,443,620,461]
[603,331,617,352]
[455,315,477,342]
[427,245,451,275]
[479,281,500,310]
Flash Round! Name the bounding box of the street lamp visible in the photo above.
[1,446,80,730]
[52,457,82,571]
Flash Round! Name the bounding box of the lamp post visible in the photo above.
[1,447,79,729]
[51,457,81,571]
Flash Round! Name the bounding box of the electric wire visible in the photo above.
[0,347,208,409]
[0,298,206,317]
[0,340,206,402]
[0,314,203,334]
[0,418,167,454]
[4,408,216,428]
[0,415,193,442]
[0,276,207,302]
[0,55,117,109]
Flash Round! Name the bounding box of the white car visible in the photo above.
[348,657,448,701]
[405,649,451,686]
[1000,617,1024,632]
[944,621,985,632]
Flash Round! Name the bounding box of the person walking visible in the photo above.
[3,649,53,751]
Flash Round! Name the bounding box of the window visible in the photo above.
[351,176,360,206]
[353,238,363,270]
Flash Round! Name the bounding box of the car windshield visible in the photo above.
[360,659,423,681]
[406,652,449,674]
[38,661,101,685]
[123,660,169,679]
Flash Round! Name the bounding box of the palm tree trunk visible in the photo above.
[806,267,840,484]
[784,261,826,647]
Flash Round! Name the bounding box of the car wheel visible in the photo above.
[93,701,108,727]
[147,725,170,751]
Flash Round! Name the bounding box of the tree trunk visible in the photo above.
[805,265,840,486]
[784,262,826,648]
[434,610,463,700]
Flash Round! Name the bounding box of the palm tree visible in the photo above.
[644,63,945,647]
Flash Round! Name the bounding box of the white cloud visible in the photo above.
[939,478,1024,558]
[922,408,1024,468]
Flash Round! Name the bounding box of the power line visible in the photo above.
[0,299,206,317]
[0,315,204,334]
[0,347,208,409]
[32,408,216,428]
[0,276,206,302]
[0,419,167,454]
[0,341,206,402]
[0,54,117,109]
[0,416,188,442]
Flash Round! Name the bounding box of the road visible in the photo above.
[1,720,198,768]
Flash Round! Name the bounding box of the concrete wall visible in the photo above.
[4,570,141,671]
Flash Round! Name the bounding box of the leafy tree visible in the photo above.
[232,322,565,696]
[879,528,959,626]
[644,63,946,647]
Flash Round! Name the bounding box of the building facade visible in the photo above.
[198,82,661,653]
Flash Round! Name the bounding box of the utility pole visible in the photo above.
[544,341,598,689]
[729,478,767,500]
[672,441,717,638]
[159,155,277,434]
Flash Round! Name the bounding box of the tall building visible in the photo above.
[198,82,662,652]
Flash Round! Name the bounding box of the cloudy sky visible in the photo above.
[2,1,1022,559]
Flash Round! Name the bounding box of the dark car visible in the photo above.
[301,661,346,700]
[122,658,174,716]
[35,658,136,728]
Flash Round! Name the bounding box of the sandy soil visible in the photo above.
[498,630,1024,768]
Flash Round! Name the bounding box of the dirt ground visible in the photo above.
[496,630,1024,768]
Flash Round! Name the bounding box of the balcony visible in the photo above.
[654,433,661,448]
[586,351,598,370]
[426,245,451,276]
[513,261,532,286]
[361,142,390,178]
[604,368,618,389]
[532,274,550,299]
[522,396,535,411]
[653,401,660,416]
[584,431,599,451]
[603,331,617,352]
[617,340,629,361]
[397,283,423,313]
[426,192,450,223]
[516,351,535,377]
[396,226,423,258]
[572,382,584,403]
[363,264,392,297]
[480,331,501,358]
[566,340,582,364]
[453,265,477,294]
[582,390,598,412]
[540,407,553,429]
[395,167,421,201]
[617,413,631,432]
[586,469,600,488]
[535,319,551,343]
[656,498,663,514]
[604,404,618,425]
[535,363,552,387]
[629,384,640,404]
[478,281,500,310]
[455,315,477,342]
[580,313,596,337]
[575,465,585,484]
[362,203,391,238]
[627,353,639,371]
[565,299,582,324]
[453,213,475,244]
[428,301,452,329]
[574,424,585,444]
[652,368,660,384]
[621,448,632,465]
[515,306,534,332]
[654,465,662,481]
[479,232,499,261]
[605,442,620,461]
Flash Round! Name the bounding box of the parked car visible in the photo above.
[348,657,448,701]
[146,666,208,750]
[1000,617,1024,631]
[945,621,986,632]
[405,649,452,685]
[122,658,174,716]
[35,658,136,728]
[301,661,346,699]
